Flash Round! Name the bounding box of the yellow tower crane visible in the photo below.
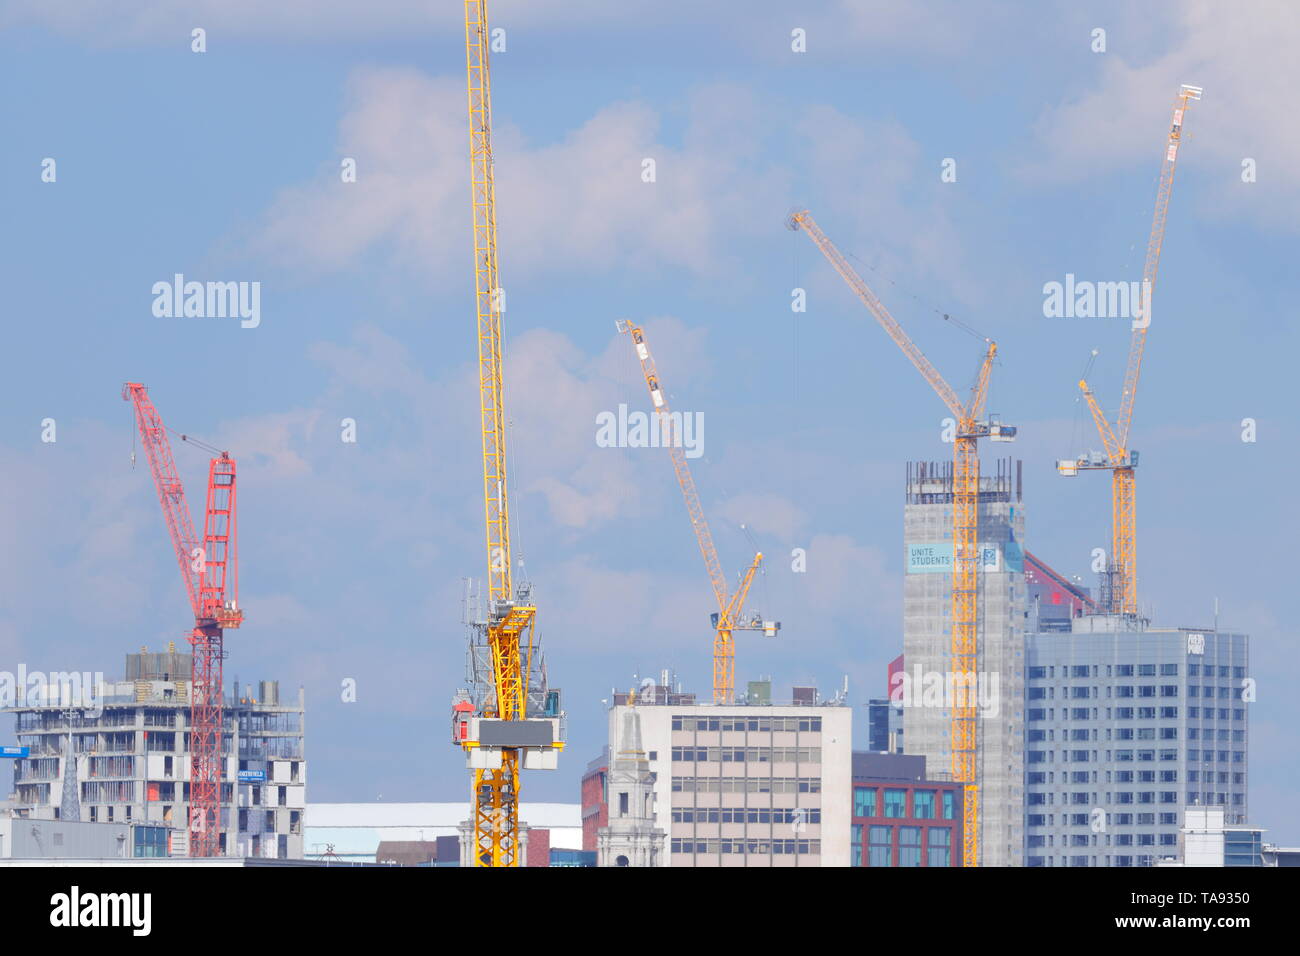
[1057,84,1202,616]
[787,210,1015,868]
[451,0,563,868]
[617,319,780,705]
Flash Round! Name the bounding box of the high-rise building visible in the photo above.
[866,699,904,753]
[600,680,852,866]
[3,648,306,858]
[1024,610,1250,868]
[902,458,1026,866]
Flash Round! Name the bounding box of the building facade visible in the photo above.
[902,458,1026,866]
[1024,619,1250,867]
[866,699,904,754]
[4,649,306,858]
[603,684,852,866]
[851,752,964,866]
[596,707,664,866]
[580,748,608,852]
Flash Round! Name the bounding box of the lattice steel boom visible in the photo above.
[124,383,241,858]
[788,210,1014,867]
[1057,84,1201,616]
[617,320,777,704]
[456,0,561,867]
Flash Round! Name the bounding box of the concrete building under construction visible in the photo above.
[901,458,1026,867]
[3,647,305,859]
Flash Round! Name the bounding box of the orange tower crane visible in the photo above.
[1057,84,1202,616]
[124,383,241,857]
[787,210,1015,867]
[451,0,563,867]
[617,319,779,704]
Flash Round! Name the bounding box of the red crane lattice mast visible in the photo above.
[124,383,242,857]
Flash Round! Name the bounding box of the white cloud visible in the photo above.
[1022,0,1300,229]
[239,69,789,283]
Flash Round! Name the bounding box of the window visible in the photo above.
[853,787,876,818]
[930,832,951,868]
[942,790,956,820]
[868,826,892,867]
[133,826,168,859]
[898,827,922,867]
[913,790,935,819]
[851,824,863,867]
[883,789,907,819]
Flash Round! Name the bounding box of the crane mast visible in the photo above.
[124,383,241,858]
[1058,84,1201,616]
[455,0,562,867]
[787,210,1014,867]
[616,320,777,704]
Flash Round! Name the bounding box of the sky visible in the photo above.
[1,0,1298,840]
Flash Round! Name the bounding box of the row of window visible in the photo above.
[1027,747,1242,764]
[853,786,957,820]
[1027,665,1245,679]
[851,825,953,867]
[1027,707,1245,721]
[1028,856,1156,867]
[1023,791,1245,809]
[1028,812,1181,827]
[670,838,820,855]
[1027,833,1178,847]
[671,776,821,794]
[671,716,822,733]
[1030,727,1181,742]
[1027,791,1182,806]
[1027,770,1182,784]
[670,807,821,825]
[1029,685,1184,700]
[670,746,820,764]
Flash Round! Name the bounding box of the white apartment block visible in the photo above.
[4,649,305,859]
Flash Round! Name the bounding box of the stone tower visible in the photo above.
[597,707,664,867]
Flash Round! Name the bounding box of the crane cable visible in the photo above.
[843,248,990,343]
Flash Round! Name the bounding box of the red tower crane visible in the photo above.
[124,383,242,857]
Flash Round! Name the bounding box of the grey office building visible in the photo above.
[1025,615,1250,867]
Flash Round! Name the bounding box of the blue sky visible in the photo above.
[2,1,1298,840]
